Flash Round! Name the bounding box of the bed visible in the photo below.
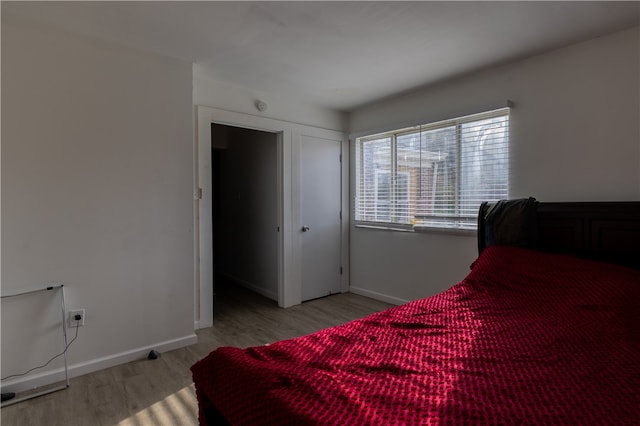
[191,200,640,425]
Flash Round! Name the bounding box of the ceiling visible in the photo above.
[3,1,639,111]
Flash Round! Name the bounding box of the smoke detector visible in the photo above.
[255,100,267,112]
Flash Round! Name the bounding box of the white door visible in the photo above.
[300,135,342,301]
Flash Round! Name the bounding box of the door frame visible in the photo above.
[195,105,349,329]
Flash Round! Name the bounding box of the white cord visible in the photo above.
[1,322,80,382]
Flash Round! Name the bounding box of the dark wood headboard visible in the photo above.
[478,201,640,269]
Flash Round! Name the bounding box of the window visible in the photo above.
[354,108,509,231]
[374,170,409,222]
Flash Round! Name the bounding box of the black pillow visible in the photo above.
[484,197,538,249]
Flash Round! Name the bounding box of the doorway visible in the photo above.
[211,124,279,313]
[196,105,349,329]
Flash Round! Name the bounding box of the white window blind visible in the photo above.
[354,107,510,231]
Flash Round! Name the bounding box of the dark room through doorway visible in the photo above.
[211,123,279,317]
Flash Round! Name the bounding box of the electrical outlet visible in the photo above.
[68,309,85,327]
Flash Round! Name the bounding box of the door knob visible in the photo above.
[302,226,310,232]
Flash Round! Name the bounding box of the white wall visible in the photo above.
[349,26,640,304]
[193,64,348,132]
[1,17,196,391]
[214,126,279,300]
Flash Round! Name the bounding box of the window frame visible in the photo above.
[354,107,510,233]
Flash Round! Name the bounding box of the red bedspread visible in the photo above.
[191,246,640,425]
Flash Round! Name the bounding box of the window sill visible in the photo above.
[353,223,414,232]
[354,223,476,237]
[412,225,476,237]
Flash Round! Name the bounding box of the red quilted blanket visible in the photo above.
[191,246,640,425]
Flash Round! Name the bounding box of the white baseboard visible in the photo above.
[349,286,408,306]
[1,333,198,394]
[241,282,277,301]
[221,274,277,302]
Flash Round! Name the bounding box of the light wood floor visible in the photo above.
[1,284,392,426]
